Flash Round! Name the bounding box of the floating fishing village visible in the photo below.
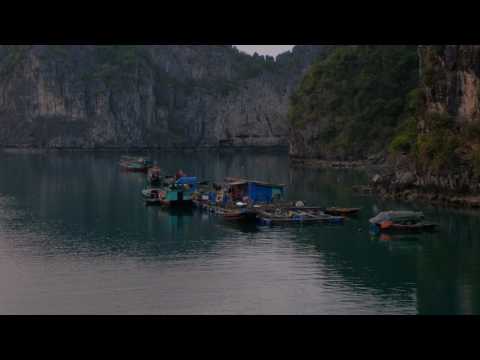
[4,44,480,316]
[120,156,440,236]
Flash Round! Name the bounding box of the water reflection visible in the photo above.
[0,150,480,314]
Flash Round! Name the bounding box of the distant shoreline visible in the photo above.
[289,157,384,171]
[290,157,480,210]
[1,145,289,154]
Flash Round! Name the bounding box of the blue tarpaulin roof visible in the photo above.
[176,177,198,185]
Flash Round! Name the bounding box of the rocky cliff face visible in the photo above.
[419,45,480,125]
[412,46,480,193]
[0,45,325,149]
[373,45,480,204]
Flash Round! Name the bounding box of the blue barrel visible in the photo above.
[209,192,216,204]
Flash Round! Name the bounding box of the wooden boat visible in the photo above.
[143,189,166,206]
[370,211,425,225]
[324,207,361,216]
[371,221,438,234]
[194,200,257,223]
[120,157,153,173]
[144,187,195,208]
[369,211,438,234]
[216,207,257,222]
[142,188,164,199]
[120,162,148,173]
[145,191,194,208]
[144,177,198,208]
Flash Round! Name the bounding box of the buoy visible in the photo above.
[295,201,305,208]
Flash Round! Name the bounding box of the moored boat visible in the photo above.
[144,176,198,208]
[369,211,438,234]
[120,156,153,173]
[381,222,438,233]
[142,188,164,199]
[196,202,257,223]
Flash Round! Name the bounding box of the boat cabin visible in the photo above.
[160,177,198,205]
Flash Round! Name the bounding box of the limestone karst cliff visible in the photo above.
[372,45,480,201]
[289,44,480,202]
[0,45,326,149]
[412,45,480,193]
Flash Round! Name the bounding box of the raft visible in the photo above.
[256,208,344,226]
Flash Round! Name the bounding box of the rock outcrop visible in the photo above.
[0,45,326,149]
[371,45,480,205]
[418,45,480,124]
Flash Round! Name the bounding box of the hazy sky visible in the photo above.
[235,45,294,57]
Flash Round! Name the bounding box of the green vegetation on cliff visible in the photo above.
[416,112,459,173]
[289,45,419,160]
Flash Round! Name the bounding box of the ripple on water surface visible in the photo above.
[0,151,479,314]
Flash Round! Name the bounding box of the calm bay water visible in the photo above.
[1,149,479,315]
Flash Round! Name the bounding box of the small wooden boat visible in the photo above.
[324,207,361,216]
[195,201,257,223]
[144,177,198,208]
[370,211,425,224]
[143,189,166,206]
[145,188,195,208]
[145,195,194,208]
[215,207,256,222]
[369,211,438,234]
[120,162,148,173]
[120,156,153,173]
[371,221,438,234]
[142,188,164,199]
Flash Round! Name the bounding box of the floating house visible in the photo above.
[145,176,198,207]
[224,177,285,204]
